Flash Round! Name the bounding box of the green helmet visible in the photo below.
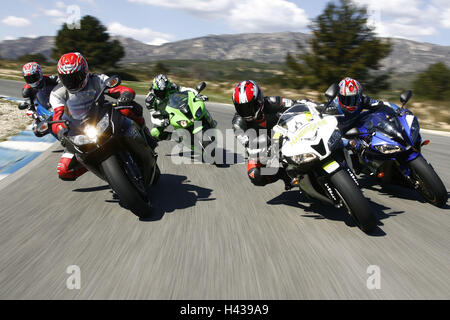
[153,74,171,99]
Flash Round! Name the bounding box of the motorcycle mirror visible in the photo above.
[400,90,412,107]
[196,82,206,93]
[325,83,339,102]
[18,101,29,110]
[344,127,361,138]
[105,75,121,89]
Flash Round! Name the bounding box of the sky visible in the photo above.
[1,0,449,46]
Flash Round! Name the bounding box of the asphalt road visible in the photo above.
[0,78,449,299]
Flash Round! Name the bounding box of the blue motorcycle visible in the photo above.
[18,99,56,138]
[346,90,447,208]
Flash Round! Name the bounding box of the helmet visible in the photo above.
[232,80,264,121]
[22,62,43,88]
[57,52,89,93]
[337,77,363,113]
[152,74,170,99]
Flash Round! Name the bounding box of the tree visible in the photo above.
[413,62,450,101]
[152,62,169,76]
[52,15,124,70]
[286,0,392,93]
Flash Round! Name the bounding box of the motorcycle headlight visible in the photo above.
[195,108,203,119]
[291,153,318,164]
[71,135,92,146]
[374,144,403,154]
[328,129,342,150]
[177,120,190,128]
[96,113,110,134]
[84,125,98,142]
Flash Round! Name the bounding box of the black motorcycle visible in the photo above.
[39,76,160,218]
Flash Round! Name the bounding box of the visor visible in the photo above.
[59,70,86,91]
[235,102,258,118]
[24,73,41,86]
[339,94,359,108]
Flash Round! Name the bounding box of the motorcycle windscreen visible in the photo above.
[168,92,189,112]
[277,105,312,130]
[66,89,98,120]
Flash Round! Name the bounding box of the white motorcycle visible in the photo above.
[271,101,377,233]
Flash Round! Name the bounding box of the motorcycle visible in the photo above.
[271,88,377,233]
[152,82,217,161]
[38,75,160,218]
[18,98,56,138]
[345,90,448,208]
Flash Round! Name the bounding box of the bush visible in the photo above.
[413,62,450,101]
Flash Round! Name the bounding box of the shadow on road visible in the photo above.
[141,174,215,221]
[360,176,450,209]
[267,190,405,236]
[164,148,244,168]
[73,185,111,193]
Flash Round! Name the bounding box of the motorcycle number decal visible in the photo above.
[290,119,326,146]
[322,160,339,173]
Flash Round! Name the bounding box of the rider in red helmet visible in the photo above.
[232,80,307,189]
[49,52,156,181]
[21,62,59,109]
[20,62,60,135]
[325,77,385,132]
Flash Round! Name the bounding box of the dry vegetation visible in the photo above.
[0,100,32,142]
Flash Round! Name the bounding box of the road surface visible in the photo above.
[0,78,449,299]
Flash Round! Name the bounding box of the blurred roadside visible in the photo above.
[1,58,449,132]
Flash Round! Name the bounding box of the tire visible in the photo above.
[101,155,151,218]
[408,156,448,207]
[330,169,377,233]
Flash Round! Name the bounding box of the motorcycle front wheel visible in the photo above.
[408,156,448,207]
[101,155,151,218]
[330,169,378,233]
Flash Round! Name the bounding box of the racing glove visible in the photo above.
[117,91,134,106]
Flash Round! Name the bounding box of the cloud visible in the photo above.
[128,0,231,17]
[354,0,447,40]
[228,0,309,32]
[442,8,450,28]
[2,16,31,27]
[107,22,175,46]
[128,0,310,32]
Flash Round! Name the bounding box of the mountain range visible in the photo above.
[1,32,449,73]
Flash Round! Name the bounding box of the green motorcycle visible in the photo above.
[153,82,217,161]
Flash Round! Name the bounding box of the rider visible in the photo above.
[21,62,59,109]
[49,52,155,181]
[145,74,205,141]
[20,62,60,136]
[323,77,385,132]
[232,80,305,189]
